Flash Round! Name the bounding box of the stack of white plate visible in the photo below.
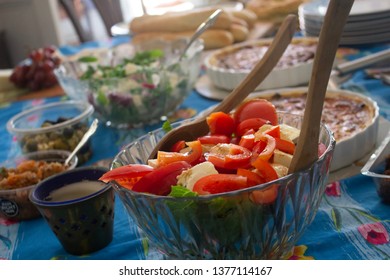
[299,0,390,45]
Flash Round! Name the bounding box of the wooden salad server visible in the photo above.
[148,14,298,159]
[288,0,355,173]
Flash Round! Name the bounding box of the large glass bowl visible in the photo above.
[54,39,204,129]
[110,112,336,259]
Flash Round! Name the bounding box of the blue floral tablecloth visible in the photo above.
[0,40,389,260]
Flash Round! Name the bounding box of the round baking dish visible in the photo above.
[251,87,380,171]
[204,37,318,91]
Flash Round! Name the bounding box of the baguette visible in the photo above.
[131,30,234,50]
[130,8,232,34]
[246,0,307,20]
[228,9,257,28]
[230,16,248,28]
[230,24,249,43]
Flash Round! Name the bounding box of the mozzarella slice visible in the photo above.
[177,161,218,191]
[279,123,300,143]
[273,149,293,168]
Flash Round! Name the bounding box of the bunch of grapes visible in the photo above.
[9,46,61,91]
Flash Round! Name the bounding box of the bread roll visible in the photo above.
[230,16,248,28]
[229,9,257,28]
[246,0,307,21]
[229,24,249,42]
[130,8,232,33]
[132,30,234,50]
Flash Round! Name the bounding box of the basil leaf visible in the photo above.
[78,56,98,63]
[169,185,198,197]
[162,120,172,133]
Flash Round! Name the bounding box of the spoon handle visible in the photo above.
[179,9,222,61]
[64,118,99,166]
[288,0,355,173]
[212,14,297,114]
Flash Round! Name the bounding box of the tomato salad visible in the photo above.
[100,99,312,204]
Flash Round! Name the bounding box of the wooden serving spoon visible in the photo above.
[288,0,355,174]
[148,14,298,159]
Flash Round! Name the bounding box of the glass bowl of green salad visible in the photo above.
[103,107,336,260]
[54,39,204,129]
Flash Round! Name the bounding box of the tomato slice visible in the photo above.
[263,125,280,138]
[275,138,295,155]
[255,134,276,162]
[198,134,230,145]
[318,143,327,157]
[234,99,278,125]
[206,143,252,170]
[250,185,279,204]
[157,140,202,166]
[99,164,154,190]
[170,140,186,153]
[132,161,191,195]
[193,174,247,195]
[237,168,265,187]
[206,111,235,136]
[251,158,279,182]
[236,117,269,137]
[238,133,256,150]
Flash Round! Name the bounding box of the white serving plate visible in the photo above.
[204,37,318,92]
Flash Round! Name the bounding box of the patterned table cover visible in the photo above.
[0,39,389,260]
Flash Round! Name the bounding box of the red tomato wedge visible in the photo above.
[234,99,278,125]
[206,143,252,170]
[206,112,235,136]
[275,138,295,154]
[157,140,202,166]
[255,134,276,162]
[198,134,230,145]
[99,164,154,190]
[238,133,256,150]
[132,161,191,195]
[318,143,327,157]
[237,168,265,187]
[193,174,247,195]
[250,185,279,204]
[263,125,280,138]
[236,117,269,137]
[170,140,186,153]
[251,158,279,182]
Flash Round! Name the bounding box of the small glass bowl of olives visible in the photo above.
[6,100,94,164]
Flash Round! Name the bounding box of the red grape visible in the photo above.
[9,46,62,91]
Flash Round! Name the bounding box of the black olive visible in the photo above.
[41,121,54,128]
[62,127,74,138]
[56,117,69,124]
[25,139,38,152]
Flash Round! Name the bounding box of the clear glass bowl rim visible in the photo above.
[6,100,94,135]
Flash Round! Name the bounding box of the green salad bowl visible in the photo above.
[54,39,204,129]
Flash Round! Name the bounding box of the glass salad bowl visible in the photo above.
[54,39,204,129]
[109,112,336,259]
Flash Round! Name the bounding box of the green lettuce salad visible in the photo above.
[78,50,191,128]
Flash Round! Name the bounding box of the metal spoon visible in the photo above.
[288,0,355,173]
[178,8,222,61]
[64,118,99,166]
